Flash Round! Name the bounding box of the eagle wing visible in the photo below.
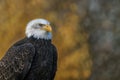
[0,43,35,80]
[51,45,58,79]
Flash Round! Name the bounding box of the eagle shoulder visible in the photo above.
[0,42,35,80]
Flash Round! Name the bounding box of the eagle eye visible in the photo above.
[39,24,45,27]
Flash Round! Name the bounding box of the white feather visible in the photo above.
[25,19,52,40]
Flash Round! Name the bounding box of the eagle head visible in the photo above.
[25,19,52,40]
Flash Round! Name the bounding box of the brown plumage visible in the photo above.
[0,43,35,80]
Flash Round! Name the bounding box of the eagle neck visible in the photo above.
[28,37,51,45]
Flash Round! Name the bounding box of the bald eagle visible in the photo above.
[0,19,57,80]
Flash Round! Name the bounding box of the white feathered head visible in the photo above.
[26,19,52,40]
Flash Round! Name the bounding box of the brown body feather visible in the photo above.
[0,37,57,80]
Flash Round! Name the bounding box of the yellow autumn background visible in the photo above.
[0,0,92,80]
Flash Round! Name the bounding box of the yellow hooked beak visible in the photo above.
[43,25,52,32]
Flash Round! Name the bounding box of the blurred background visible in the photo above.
[0,0,120,80]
